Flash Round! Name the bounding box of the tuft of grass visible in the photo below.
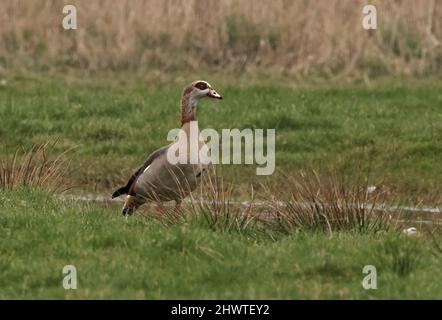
[192,169,258,236]
[0,140,70,193]
[148,167,268,240]
[377,234,423,277]
[263,171,398,234]
[139,168,401,239]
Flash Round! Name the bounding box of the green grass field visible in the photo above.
[1,74,441,202]
[0,74,441,299]
[0,187,441,299]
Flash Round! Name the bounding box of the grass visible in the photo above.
[263,172,395,234]
[0,187,441,299]
[0,73,441,299]
[1,1,441,300]
[0,140,69,192]
[0,74,441,204]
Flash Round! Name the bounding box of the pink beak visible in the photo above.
[207,88,222,99]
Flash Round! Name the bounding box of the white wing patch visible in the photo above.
[143,165,151,173]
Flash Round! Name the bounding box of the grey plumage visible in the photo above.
[131,144,204,202]
[112,80,222,215]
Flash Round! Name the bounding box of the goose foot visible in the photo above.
[122,195,143,216]
[122,207,134,216]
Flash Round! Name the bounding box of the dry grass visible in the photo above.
[0,0,441,76]
[147,166,261,237]
[262,171,398,234]
[147,167,397,236]
[192,168,258,235]
[0,140,70,193]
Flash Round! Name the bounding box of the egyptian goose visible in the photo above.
[112,80,223,215]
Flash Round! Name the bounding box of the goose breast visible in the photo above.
[132,146,206,202]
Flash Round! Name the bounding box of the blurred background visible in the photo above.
[0,0,441,78]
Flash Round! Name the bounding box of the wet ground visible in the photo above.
[58,193,442,232]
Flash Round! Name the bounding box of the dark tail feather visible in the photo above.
[112,186,128,199]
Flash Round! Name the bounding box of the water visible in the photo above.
[57,193,442,228]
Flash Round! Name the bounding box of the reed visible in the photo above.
[1,0,440,76]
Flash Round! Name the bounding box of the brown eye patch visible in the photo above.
[194,81,208,90]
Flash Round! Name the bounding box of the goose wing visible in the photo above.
[111,146,169,198]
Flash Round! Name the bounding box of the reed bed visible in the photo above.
[0,0,441,76]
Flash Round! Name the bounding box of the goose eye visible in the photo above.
[195,82,208,90]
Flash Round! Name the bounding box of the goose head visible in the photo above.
[188,80,222,100]
[180,80,222,125]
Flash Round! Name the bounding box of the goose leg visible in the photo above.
[122,206,134,216]
[154,205,165,216]
[174,199,182,213]
[122,195,143,216]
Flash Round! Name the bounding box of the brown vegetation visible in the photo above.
[0,0,441,76]
[149,167,398,236]
[0,141,70,192]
